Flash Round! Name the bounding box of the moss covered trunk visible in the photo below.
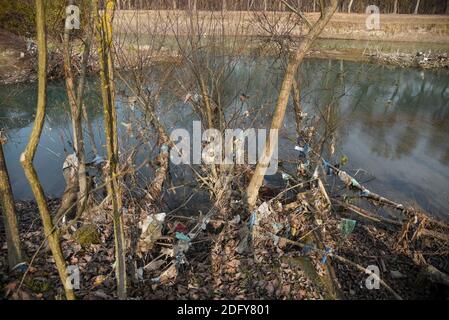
[94,0,127,300]
[20,0,75,300]
[0,138,24,269]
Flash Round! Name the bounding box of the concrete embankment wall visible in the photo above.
[114,11,449,44]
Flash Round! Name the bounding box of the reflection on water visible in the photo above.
[1,59,448,218]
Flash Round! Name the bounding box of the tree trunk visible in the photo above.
[414,0,420,14]
[0,138,24,269]
[62,0,89,221]
[94,0,127,300]
[82,103,98,156]
[348,0,353,13]
[246,0,339,210]
[20,0,75,300]
[393,0,398,14]
[292,78,302,136]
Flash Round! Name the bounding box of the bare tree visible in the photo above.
[0,134,24,269]
[348,0,354,13]
[93,0,127,299]
[414,0,421,14]
[246,0,339,209]
[20,0,75,300]
[59,0,93,223]
[393,0,399,13]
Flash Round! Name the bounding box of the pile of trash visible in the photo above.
[365,50,449,69]
[2,134,449,300]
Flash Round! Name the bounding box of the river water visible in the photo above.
[1,58,448,218]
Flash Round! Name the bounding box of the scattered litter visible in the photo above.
[338,219,357,237]
[295,144,310,157]
[11,262,28,273]
[248,202,271,231]
[175,232,191,242]
[62,153,79,171]
[322,159,333,176]
[340,155,349,166]
[230,215,241,225]
[136,267,144,281]
[89,155,106,166]
[281,172,292,181]
[161,248,174,257]
[321,247,333,264]
[390,270,406,279]
[138,213,166,254]
[174,222,188,234]
[161,144,169,154]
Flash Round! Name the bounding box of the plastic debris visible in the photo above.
[138,213,166,253]
[136,267,144,281]
[338,170,362,189]
[272,222,284,234]
[175,232,191,242]
[161,144,169,154]
[174,244,189,265]
[322,159,333,176]
[174,222,189,234]
[272,235,280,246]
[281,172,293,181]
[230,215,241,225]
[90,155,106,166]
[200,220,209,231]
[11,262,28,273]
[350,178,361,189]
[312,166,319,179]
[338,218,357,237]
[321,247,333,264]
[161,247,174,257]
[248,202,271,231]
[360,189,371,197]
[295,144,310,157]
[121,122,132,131]
[184,93,201,104]
[63,153,79,171]
[184,93,192,103]
[299,160,310,171]
[340,155,349,166]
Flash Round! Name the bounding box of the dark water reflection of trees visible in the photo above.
[0,59,448,217]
